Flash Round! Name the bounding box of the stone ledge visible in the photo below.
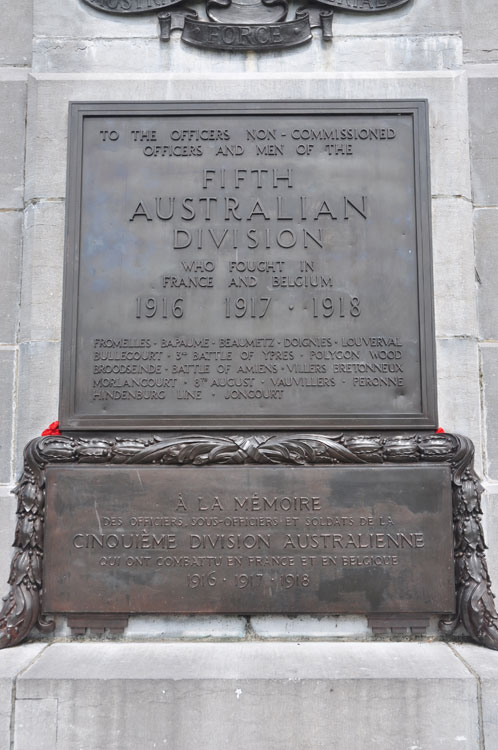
[454,644,498,750]
[16,641,474,681]
[1,641,489,749]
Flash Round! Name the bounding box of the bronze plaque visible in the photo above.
[60,101,436,430]
[43,465,454,615]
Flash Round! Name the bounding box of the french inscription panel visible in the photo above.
[60,101,436,429]
[43,465,454,614]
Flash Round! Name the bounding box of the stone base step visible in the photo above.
[1,641,497,749]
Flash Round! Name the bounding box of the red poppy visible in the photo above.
[41,421,61,436]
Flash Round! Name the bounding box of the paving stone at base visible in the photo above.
[452,644,498,750]
[14,642,478,750]
[0,643,47,749]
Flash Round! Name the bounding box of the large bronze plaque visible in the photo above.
[60,101,436,430]
[43,465,454,615]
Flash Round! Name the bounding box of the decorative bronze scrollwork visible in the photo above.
[1,432,497,649]
[79,0,412,51]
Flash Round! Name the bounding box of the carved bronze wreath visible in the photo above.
[1,432,497,649]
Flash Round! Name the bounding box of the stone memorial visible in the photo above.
[3,0,498,746]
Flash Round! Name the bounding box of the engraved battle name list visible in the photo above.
[60,101,436,429]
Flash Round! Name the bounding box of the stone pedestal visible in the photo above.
[2,641,497,750]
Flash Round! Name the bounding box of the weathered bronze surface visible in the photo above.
[43,464,453,614]
[60,101,436,430]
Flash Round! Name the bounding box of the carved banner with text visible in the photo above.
[80,0,412,50]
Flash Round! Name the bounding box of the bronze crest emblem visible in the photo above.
[81,0,411,50]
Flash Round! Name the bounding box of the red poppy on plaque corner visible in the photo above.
[435,427,445,434]
[41,421,61,436]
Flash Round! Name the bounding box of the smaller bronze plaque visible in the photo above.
[43,465,454,615]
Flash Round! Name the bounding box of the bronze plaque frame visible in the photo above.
[59,101,437,431]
